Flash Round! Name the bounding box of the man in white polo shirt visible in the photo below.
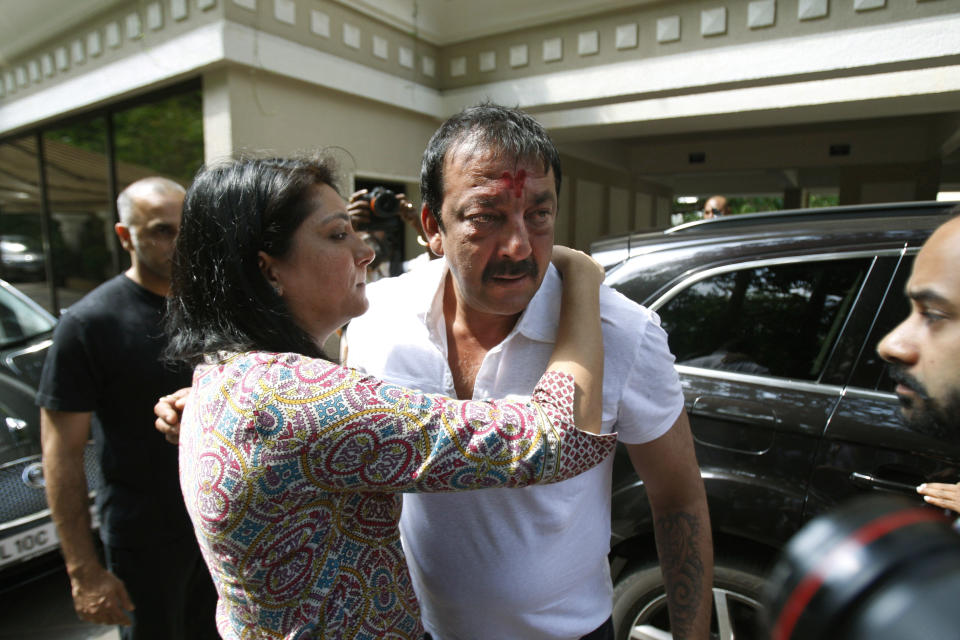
[345,104,712,640]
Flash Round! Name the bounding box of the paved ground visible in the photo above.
[0,563,119,640]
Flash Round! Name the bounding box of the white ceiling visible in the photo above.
[0,0,123,63]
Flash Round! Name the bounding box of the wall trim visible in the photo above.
[1,19,443,137]
[3,13,957,138]
[442,14,960,113]
[538,64,960,140]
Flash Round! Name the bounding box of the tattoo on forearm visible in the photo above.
[655,511,706,639]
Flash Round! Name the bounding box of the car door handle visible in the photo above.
[849,472,919,495]
[690,397,777,425]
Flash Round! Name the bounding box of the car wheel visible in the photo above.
[612,560,766,640]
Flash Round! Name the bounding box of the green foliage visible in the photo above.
[672,193,841,222]
[113,92,204,185]
[727,197,784,215]
[808,193,840,208]
[44,91,203,186]
[47,118,107,154]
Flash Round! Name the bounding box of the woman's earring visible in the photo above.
[271,283,283,297]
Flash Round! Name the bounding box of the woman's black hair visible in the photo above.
[165,156,337,366]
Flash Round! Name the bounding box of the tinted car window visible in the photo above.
[848,254,914,392]
[657,258,871,381]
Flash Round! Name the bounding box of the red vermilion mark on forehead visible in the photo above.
[500,170,527,198]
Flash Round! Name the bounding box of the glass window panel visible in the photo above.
[1,86,203,315]
[852,255,914,392]
[0,135,52,311]
[113,91,203,188]
[111,90,202,277]
[44,117,114,311]
[658,258,872,381]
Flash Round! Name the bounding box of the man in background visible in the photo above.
[703,194,730,219]
[38,177,217,639]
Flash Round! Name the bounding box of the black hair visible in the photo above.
[420,102,562,229]
[165,156,336,366]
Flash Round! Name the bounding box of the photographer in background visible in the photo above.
[348,186,435,278]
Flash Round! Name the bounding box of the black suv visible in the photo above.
[592,201,959,640]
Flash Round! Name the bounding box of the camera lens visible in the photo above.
[763,495,960,640]
[369,187,399,218]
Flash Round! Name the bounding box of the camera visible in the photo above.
[357,187,402,231]
[763,494,960,640]
[354,186,404,273]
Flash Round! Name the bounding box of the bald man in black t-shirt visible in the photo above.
[38,177,217,640]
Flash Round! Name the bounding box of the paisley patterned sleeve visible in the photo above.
[191,352,615,494]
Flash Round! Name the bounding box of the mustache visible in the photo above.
[887,366,932,401]
[482,258,538,282]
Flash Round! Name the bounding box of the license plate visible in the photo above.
[0,522,59,568]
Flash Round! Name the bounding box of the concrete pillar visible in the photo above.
[784,187,802,209]
[838,170,862,205]
[201,69,234,162]
[915,159,941,200]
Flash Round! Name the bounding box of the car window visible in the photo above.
[656,258,872,381]
[0,284,56,347]
[848,255,914,392]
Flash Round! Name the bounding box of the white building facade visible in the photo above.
[1,0,958,305]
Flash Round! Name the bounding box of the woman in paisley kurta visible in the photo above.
[164,157,612,639]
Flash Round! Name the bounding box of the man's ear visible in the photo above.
[257,251,283,296]
[421,205,444,257]
[114,223,133,252]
